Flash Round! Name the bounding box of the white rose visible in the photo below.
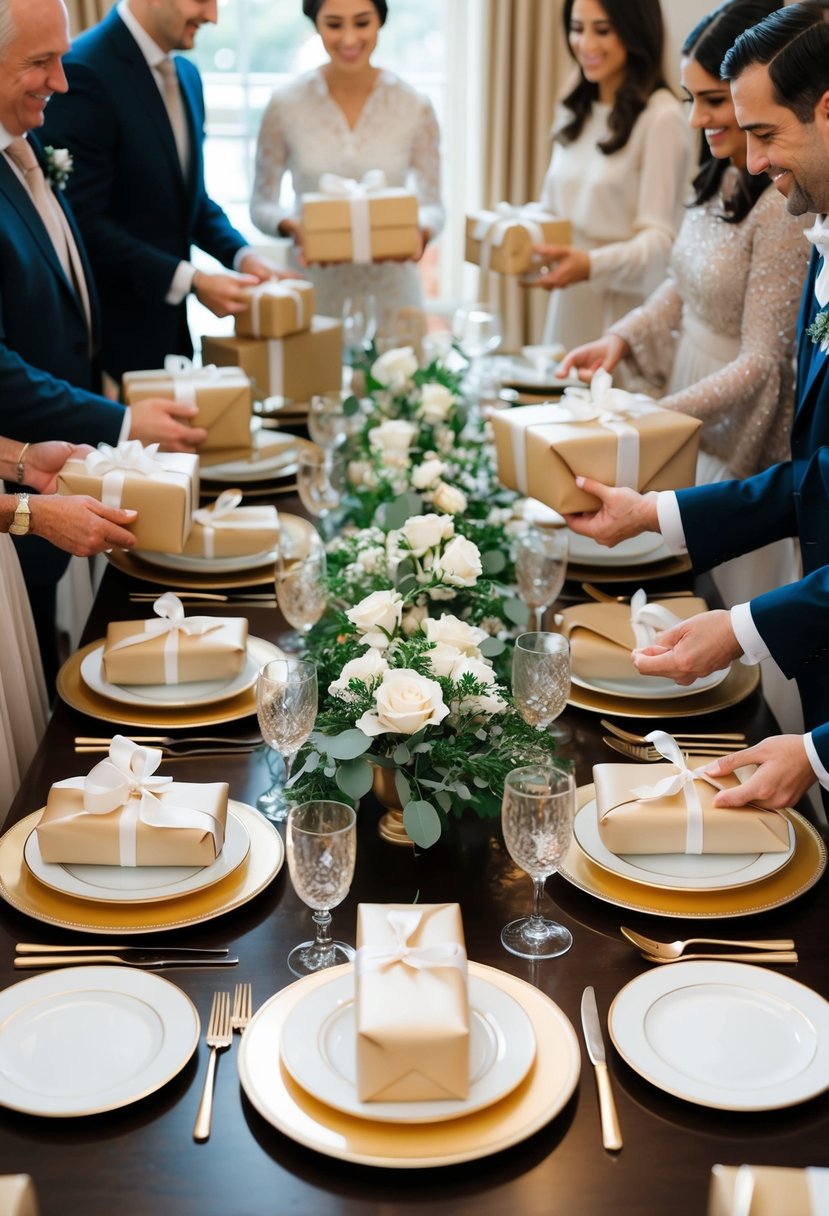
[423,615,488,656]
[371,346,419,393]
[417,382,455,424]
[432,481,468,515]
[432,535,483,587]
[368,419,419,455]
[328,650,389,699]
[400,512,454,557]
[345,589,403,648]
[355,546,386,574]
[356,668,450,736]
[347,459,377,489]
[427,642,466,677]
[450,657,508,716]
[411,458,446,490]
[449,655,497,685]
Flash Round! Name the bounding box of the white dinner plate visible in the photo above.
[0,966,199,1116]
[571,665,730,700]
[79,640,267,709]
[573,800,796,892]
[200,429,297,482]
[132,547,277,575]
[23,808,250,904]
[567,530,671,567]
[609,961,829,1110]
[280,972,536,1124]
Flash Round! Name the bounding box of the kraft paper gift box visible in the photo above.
[491,369,702,514]
[56,442,197,553]
[101,592,248,686]
[355,903,470,1103]
[122,361,252,467]
[557,590,711,682]
[0,1175,39,1216]
[465,205,572,276]
[202,316,343,402]
[182,490,280,559]
[235,280,315,339]
[301,171,419,264]
[36,736,228,866]
[708,1166,829,1216]
[593,733,791,855]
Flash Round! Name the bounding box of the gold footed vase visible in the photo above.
[372,766,414,847]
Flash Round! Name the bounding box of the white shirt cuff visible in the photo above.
[117,406,132,444]
[655,491,687,554]
[803,732,829,791]
[730,601,769,665]
[233,246,254,272]
[166,261,197,306]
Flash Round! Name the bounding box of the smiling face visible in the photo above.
[315,0,381,73]
[139,0,217,54]
[568,0,627,104]
[681,55,745,169]
[0,0,68,136]
[733,62,829,216]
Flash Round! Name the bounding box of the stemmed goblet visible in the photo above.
[297,448,346,540]
[514,526,569,631]
[286,800,357,977]
[342,293,377,366]
[308,391,362,450]
[500,765,575,959]
[275,544,328,651]
[452,300,502,394]
[512,631,572,744]
[255,657,317,822]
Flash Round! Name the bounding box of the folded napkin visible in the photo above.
[0,1177,38,1216]
[183,489,280,559]
[709,1165,829,1216]
[594,732,791,855]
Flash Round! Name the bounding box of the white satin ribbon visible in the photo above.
[105,592,224,684]
[559,368,658,488]
[355,908,468,978]
[191,490,278,559]
[244,281,313,338]
[161,355,249,405]
[83,440,164,509]
[54,735,222,866]
[472,202,549,275]
[804,215,829,307]
[318,169,388,264]
[628,730,727,855]
[629,589,683,650]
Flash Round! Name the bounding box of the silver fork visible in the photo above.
[602,736,746,761]
[231,982,253,1035]
[193,991,233,1142]
[600,718,746,745]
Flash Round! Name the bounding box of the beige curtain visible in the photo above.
[64,0,115,36]
[480,0,569,349]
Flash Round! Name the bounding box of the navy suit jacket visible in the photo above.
[41,8,248,380]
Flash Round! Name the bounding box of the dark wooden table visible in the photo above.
[3,551,828,1216]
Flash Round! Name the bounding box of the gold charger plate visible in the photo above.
[567,660,759,719]
[237,961,580,1168]
[0,800,284,933]
[105,511,317,589]
[557,785,827,919]
[57,635,280,729]
[566,554,692,584]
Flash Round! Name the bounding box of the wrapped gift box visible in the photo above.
[355,903,470,1102]
[202,316,343,402]
[708,1166,828,1216]
[593,758,791,855]
[183,492,280,559]
[56,443,198,553]
[122,364,252,467]
[465,206,572,276]
[235,280,315,339]
[301,176,419,264]
[102,598,248,686]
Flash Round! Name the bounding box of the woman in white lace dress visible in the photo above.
[250,0,444,335]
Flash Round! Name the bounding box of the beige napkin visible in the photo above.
[558,593,709,682]
[708,1165,829,1215]
[0,1177,39,1216]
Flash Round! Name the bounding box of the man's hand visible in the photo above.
[23,442,93,494]
[31,495,137,556]
[128,398,207,453]
[562,477,660,545]
[237,252,300,282]
[632,609,742,684]
[192,269,260,316]
[706,736,816,809]
[527,244,591,290]
[558,333,630,379]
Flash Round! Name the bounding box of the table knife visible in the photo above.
[15,954,239,970]
[581,986,623,1151]
[17,943,229,955]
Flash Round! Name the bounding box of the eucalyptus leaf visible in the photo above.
[403,800,443,849]
[378,491,423,531]
[481,549,507,576]
[320,729,373,760]
[394,769,412,807]
[342,394,361,417]
[435,790,452,813]
[335,757,374,800]
[504,596,531,627]
[479,636,506,658]
[393,743,411,765]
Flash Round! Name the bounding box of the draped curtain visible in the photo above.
[64,0,115,36]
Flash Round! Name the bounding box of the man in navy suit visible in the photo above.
[41,0,286,381]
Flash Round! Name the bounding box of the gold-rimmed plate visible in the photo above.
[238,961,580,1168]
[0,800,284,933]
[558,786,826,918]
[565,554,692,584]
[567,660,760,719]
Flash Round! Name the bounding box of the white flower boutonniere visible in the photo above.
[44,146,73,192]
[807,308,829,352]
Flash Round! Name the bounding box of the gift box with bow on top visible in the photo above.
[122,358,253,467]
[708,1166,829,1216]
[355,903,470,1103]
[465,204,571,276]
[102,593,248,686]
[557,590,711,682]
[491,369,702,514]
[181,490,280,559]
[56,442,198,553]
[235,280,315,340]
[594,732,791,855]
[202,316,343,402]
[36,736,228,866]
[301,171,419,264]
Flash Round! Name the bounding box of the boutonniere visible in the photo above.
[43,146,73,192]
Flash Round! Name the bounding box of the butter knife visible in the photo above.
[17,943,229,955]
[15,954,239,970]
[581,986,623,1151]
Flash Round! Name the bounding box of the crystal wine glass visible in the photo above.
[514,526,569,631]
[452,301,502,392]
[308,391,362,450]
[275,544,328,651]
[500,765,575,959]
[255,657,318,821]
[512,631,572,744]
[286,800,357,976]
[297,448,346,539]
[342,293,377,366]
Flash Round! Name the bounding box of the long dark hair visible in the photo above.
[685,0,781,223]
[557,0,670,155]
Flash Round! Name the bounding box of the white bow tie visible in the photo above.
[804,215,829,306]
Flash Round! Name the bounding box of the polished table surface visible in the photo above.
[3,551,829,1216]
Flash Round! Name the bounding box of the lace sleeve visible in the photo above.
[250,93,291,237]
[410,95,444,238]
[610,277,685,393]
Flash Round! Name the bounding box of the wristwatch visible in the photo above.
[9,493,31,536]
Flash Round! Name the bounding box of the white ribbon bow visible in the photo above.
[472,202,549,275]
[191,490,278,559]
[355,908,468,978]
[804,215,829,307]
[556,368,658,488]
[242,281,312,338]
[84,440,163,509]
[317,169,388,264]
[106,592,224,684]
[628,730,726,854]
[629,589,682,650]
[161,355,248,404]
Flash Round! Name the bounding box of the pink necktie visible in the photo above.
[157,57,189,171]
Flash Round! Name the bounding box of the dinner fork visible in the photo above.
[75,744,259,759]
[641,950,798,965]
[75,733,263,747]
[193,991,233,1143]
[602,737,745,762]
[620,927,795,958]
[231,982,253,1035]
[600,719,746,745]
[581,582,694,604]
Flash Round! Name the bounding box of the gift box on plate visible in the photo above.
[122,359,253,467]
[594,732,790,855]
[202,316,343,402]
[301,171,419,264]
[465,204,571,275]
[355,903,470,1103]
[182,490,280,559]
[101,593,248,686]
[36,736,228,866]
[56,442,198,553]
[235,280,315,339]
[558,590,710,682]
[491,369,702,514]
[708,1166,829,1216]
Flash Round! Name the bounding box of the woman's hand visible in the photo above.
[28,495,138,557]
[559,333,630,379]
[528,244,591,291]
[278,218,309,267]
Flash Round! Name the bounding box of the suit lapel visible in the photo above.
[0,151,83,309]
[797,252,829,408]
[176,61,202,212]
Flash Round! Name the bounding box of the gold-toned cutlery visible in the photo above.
[641,951,798,965]
[15,953,239,970]
[128,590,277,602]
[74,744,258,759]
[601,719,746,745]
[193,991,233,1142]
[231,981,253,1034]
[620,927,795,958]
[580,986,622,1151]
[602,736,745,762]
[581,582,694,604]
[75,734,262,746]
[128,594,278,608]
[17,942,229,955]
